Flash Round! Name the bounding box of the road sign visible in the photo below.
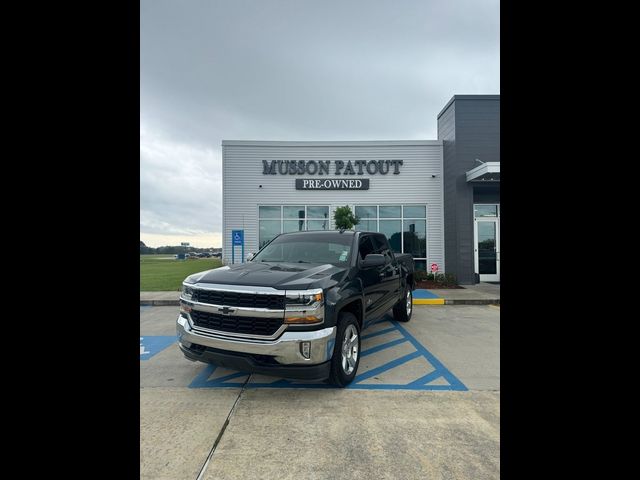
[431,263,439,273]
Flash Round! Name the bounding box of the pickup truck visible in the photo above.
[176,230,415,386]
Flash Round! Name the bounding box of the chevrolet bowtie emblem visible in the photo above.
[218,306,235,315]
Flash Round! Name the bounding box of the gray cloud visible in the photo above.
[140,0,499,246]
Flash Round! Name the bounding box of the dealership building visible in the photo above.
[222,94,499,284]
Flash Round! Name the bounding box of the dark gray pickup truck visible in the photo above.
[176,230,415,386]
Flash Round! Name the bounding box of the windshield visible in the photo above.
[252,234,353,265]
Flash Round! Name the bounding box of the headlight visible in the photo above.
[285,289,323,307]
[181,284,195,301]
[284,289,324,324]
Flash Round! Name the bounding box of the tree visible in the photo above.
[333,205,359,230]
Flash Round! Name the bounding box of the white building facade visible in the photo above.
[222,140,444,272]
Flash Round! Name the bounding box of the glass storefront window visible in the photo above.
[259,206,281,218]
[283,220,305,232]
[414,260,426,271]
[352,204,428,264]
[355,205,377,219]
[259,205,330,247]
[307,206,329,218]
[379,220,402,253]
[355,219,377,231]
[307,220,328,230]
[283,206,305,219]
[403,219,426,258]
[259,204,431,266]
[474,205,498,217]
[379,205,401,218]
[403,205,426,218]
[259,220,281,248]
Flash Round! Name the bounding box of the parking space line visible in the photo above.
[361,326,397,340]
[393,321,467,390]
[353,351,422,383]
[360,337,408,357]
[187,317,467,391]
[408,369,444,386]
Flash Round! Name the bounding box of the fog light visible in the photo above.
[300,341,311,359]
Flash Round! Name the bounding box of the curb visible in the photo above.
[444,299,499,305]
[413,298,445,305]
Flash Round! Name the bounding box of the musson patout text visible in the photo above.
[262,159,404,176]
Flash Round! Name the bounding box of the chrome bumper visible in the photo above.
[176,315,336,365]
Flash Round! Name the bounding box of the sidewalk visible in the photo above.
[140,283,499,306]
[425,283,500,305]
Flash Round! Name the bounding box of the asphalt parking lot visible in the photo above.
[140,304,500,479]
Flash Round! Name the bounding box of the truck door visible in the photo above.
[372,234,401,312]
[357,234,387,320]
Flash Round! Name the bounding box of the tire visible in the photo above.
[328,312,361,387]
[393,287,413,322]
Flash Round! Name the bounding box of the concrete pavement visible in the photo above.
[140,305,500,479]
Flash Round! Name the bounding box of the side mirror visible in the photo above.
[246,252,256,261]
[361,253,385,268]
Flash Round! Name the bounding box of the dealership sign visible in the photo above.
[262,159,403,175]
[296,179,369,190]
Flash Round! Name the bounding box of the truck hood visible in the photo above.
[186,262,348,290]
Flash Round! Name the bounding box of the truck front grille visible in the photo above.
[193,289,285,310]
[190,310,283,337]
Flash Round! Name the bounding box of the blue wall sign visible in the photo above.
[231,229,245,264]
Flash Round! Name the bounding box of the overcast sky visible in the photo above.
[140,0,499,248]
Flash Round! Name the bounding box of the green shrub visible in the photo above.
[414,270,458,286]
[333,205,359,230]
[443,273,457,285]
[415,270,428,281]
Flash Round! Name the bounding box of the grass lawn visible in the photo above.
[140,255,223,291]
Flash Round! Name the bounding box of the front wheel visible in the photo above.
[393,287,413,322]
[328,312,361,387]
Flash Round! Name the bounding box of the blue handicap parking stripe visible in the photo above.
[188,317,467,391]
[361,326,397,340]
[140,336,176,360]
[360,337,408,357]
[412,289,441,299]
[352,351,422,383]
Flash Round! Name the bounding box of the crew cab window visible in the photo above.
[372,235,394,263]
[359,236,375,260]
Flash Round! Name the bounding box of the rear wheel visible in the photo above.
[393,287,413,322]
[328,312,361,387]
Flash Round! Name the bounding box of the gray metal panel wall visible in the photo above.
[222,142,445,270]
[473,185,500,204]
[439,102,459,281]
[439,96,500,284]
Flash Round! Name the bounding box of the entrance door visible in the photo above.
[474,205,500,282]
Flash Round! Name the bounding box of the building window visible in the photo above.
[354,205,428,270]
[259,205,330,248]
[474,204,499,217]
